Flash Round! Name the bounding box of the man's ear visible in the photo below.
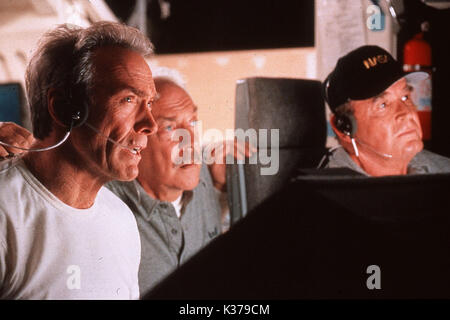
[47,88,67,128]
[330,114,351,144]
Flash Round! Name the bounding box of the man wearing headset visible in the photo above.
[0,74,250,297]
[106,75,241,295]
[0,22,158,299]
[323,45,450,176]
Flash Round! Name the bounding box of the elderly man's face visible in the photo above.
[138,80,201,193]
[352,78,423,161]
[71,46,157,182]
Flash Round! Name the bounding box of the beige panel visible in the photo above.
[149,47,316,137]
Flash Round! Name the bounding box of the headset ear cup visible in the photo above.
[335,114,357,137]
[53,99,88,129]
[322,75,331,105]
[52,99,72,128]
[347,114,357,137]
[70,101,89,128]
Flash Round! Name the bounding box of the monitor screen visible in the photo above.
[0,83,22,125]
[106,0,315,54]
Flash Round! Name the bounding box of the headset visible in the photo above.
[334,112,357,138]
[334,112,361,157]
[53,83,89,130]
[322,75,358,155]
[322,75,357,137]
[0,84,89,153]
[321,75,392,160]
[0,82,140,155]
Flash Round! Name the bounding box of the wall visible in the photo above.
[149,47,317,140]
[0,0,117,129]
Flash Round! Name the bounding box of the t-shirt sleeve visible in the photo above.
[0,209,8,294]
[104,181,120,196]
[104,181,129,203]
[132,283,140,300]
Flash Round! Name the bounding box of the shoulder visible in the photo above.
[96,186,141,280]
[104,180,128,198]
[0,157,20,173]
[198,163,214,188]
[415,149,450,163]
[412,150,450,174]
[194,164,219,205]
[98,185,132,209]
[0,159,34,211]
[96,186,140,248]
[187,164,221,225]
[104,180,139,204]
[104,179,157,219]
[192,164,220,209]
[325,147,351,168]
[0,208,7,248]
[0,161,37,265]
[324,147,367,175]
[97,186,136,222]
[0,158,23,183]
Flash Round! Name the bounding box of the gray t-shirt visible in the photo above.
[325,147,450,175]
[106,164,222,296]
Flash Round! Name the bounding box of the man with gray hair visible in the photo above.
[0,21,157,299]
[0,69,251,296]
[106,74,233,295]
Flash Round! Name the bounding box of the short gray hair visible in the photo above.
[25,21,154,139]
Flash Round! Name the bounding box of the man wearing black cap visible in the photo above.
[323,45,450,176]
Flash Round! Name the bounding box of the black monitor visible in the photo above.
[292,169,450,222]
[146,172,450,299]
[0,83,22,126]
[106,0,315,54]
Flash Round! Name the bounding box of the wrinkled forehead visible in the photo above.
[92,46,153,84]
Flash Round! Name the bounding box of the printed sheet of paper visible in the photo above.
[316,0,367,80]
[315,0,368,147]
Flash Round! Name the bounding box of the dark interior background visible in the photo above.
[105,0,315,54]
[105,0,450,157]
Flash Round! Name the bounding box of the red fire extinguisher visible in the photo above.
[403,21,432,142]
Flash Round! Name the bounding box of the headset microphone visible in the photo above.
[355,138,393,159]
[334,113,393,159]
[0,82,94,154]
[84,122,138,154]
[0,117,138,155]
[0,113,81,153]
[351,138,359,157]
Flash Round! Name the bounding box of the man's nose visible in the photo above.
[135,103,158,136]
[395,98,417,122]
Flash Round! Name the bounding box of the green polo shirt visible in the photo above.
[325,147,450,175]
[106,164,222,296]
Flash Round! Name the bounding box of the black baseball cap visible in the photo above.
[323,45,428,113]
